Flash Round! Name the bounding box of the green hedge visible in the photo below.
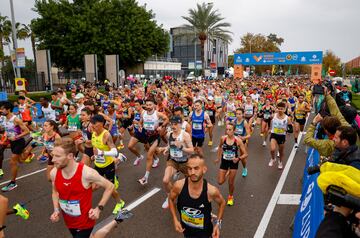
[7,91,72,102]
[352,93,360,111]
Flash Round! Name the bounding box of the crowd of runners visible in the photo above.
[0,75,317,238]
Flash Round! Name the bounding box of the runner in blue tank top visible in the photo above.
[189,100,213,157]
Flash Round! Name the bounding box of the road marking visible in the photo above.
[0,168,47,186]
[277,194,301,205]
[254,116,310,238]
[93,187,161,232]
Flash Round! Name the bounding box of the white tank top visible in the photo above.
[142,110,159,131]
[244,103,254,116]
[42,105,56,121]
[271,114,288,135]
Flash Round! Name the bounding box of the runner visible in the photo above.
[118,99,134,149]
[1,101,30,192]
[49,137,115,238]
[233,108,251,148]
[205,96,216,146]
[127,99,146,166]
[159,116,194,209]
[168,154,225,238]
[260,99,275,146]
[293,94,310,149]
[268,102,290,170]
[90,115,125,214]
[215,123,247,205]
[173,107,192,134]
[79,108,94,166]
[243,95,257,133]
[137,97,169,185]
[188,100,212,157]
[39,97,56,121]
[214,90,224,126]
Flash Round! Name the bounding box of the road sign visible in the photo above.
[329,69,336,76]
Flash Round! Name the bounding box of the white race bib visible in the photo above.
[170,147,183,158]
[143,121,155,131]
[192,123,202,130]
[59,200,81,217]
[95,155,105,164]
[223,150,235,160]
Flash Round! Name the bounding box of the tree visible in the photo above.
[0,14,12,66]
[228,55,234,67]
[182,2,232,75]
[235,33,283,53]
[32,0,169,72]
[322,50,342,76]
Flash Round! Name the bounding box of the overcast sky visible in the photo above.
[1,0,359,62]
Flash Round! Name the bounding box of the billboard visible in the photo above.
[234,51,323,65]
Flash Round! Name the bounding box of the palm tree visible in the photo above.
[20,23,36,62]
[0,14,12,64]
[182,2,232,76]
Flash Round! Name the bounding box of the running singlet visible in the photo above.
[142,111,159,136]
[91,130,114,168]
[55,163,95,229]
[222,137,238,161]
[271,115,288,135]
[43,133,57,152]
[262,107,273,120]
[205,105,215,118]
[168,131,187,163]
[191,111,205,139]
[177,178,213,238]
[214,96,222,105]
[288,97,296,112]
[182,106,190,118]
[244,103,254,118]
[295,102,306,120]
[226,102,236,120]
[4,115,21,138]
[234,119,246,137]
[67,114,81,132]
[42,105,56,121]
[18,104,32,122]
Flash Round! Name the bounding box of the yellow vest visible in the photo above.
[91,129,114,168]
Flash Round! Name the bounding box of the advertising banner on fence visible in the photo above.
[16,48,26,68]
[293,148,324,238]
[234,51,323,65]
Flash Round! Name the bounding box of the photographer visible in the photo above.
[311,80,324,113]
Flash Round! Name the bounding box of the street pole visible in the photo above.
[9,0,21,78]
[194,29,197,77]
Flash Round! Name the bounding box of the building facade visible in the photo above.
[346,56,360,70]
[169,26,228,75]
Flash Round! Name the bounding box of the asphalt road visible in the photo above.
[2,120,310,238]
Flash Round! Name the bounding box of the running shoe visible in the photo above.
[294,143,299,149]
[117,143,125,150]
[277,151,280,157]
[13,203,30,220]
[1,182,17,192]
[117,153,127,162]
[268,159,276,167]
[115,209,133,223]
[114,175,119,190]
[227,195,234,206]
[24,153,35,163]
[242,168,248,177]
[0,169,4,178]
[152,157,160,168]
[137,177,148,185]
[39,155,49,164]
[112,200,126,215]
[133,155,144,166]
[208,140,213,146]
[278,162,283,170]
[162,197,169,209]
[262,141,267,147]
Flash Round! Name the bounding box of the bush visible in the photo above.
[7,91,72,102]
[351,93,360,111]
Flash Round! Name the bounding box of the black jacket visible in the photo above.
[315,211,357,238]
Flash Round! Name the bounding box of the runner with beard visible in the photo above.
[137,97,169,185]
[293,94,310,149]
[169,154,225,238]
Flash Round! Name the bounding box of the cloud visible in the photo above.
[1,0,359,62]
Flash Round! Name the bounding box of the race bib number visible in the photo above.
[192,123,202,130]
[68,125,78,132]
[143,121,155,131]
[223,150,235,160]
[82,132,88,141]
[274,128,285,134]
[295,113,304,119]
[227,112,235,117]
[206,110,213,116]
[181,208,204,229]
[235,126,243,135]
[170,147,183,158]
[44,141,54,151]
[59,200,81,217]
[264,113,271,119]
[95,155,106,164]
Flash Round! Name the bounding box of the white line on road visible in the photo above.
[277,194,301,205]
[93,187,161,232]
[254,115,310,238]
[0,167,47,186]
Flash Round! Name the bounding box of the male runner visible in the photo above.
[158,116,194,209]
[293,94,310,149]
[49,137,114,238]
[169,154,225,238]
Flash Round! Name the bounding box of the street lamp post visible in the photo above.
[9,0,21,78]
[194,28,197,77]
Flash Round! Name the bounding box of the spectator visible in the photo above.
[337,85,352,104]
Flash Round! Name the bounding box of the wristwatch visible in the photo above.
[97,205,104,211]
[215,219,222,229]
